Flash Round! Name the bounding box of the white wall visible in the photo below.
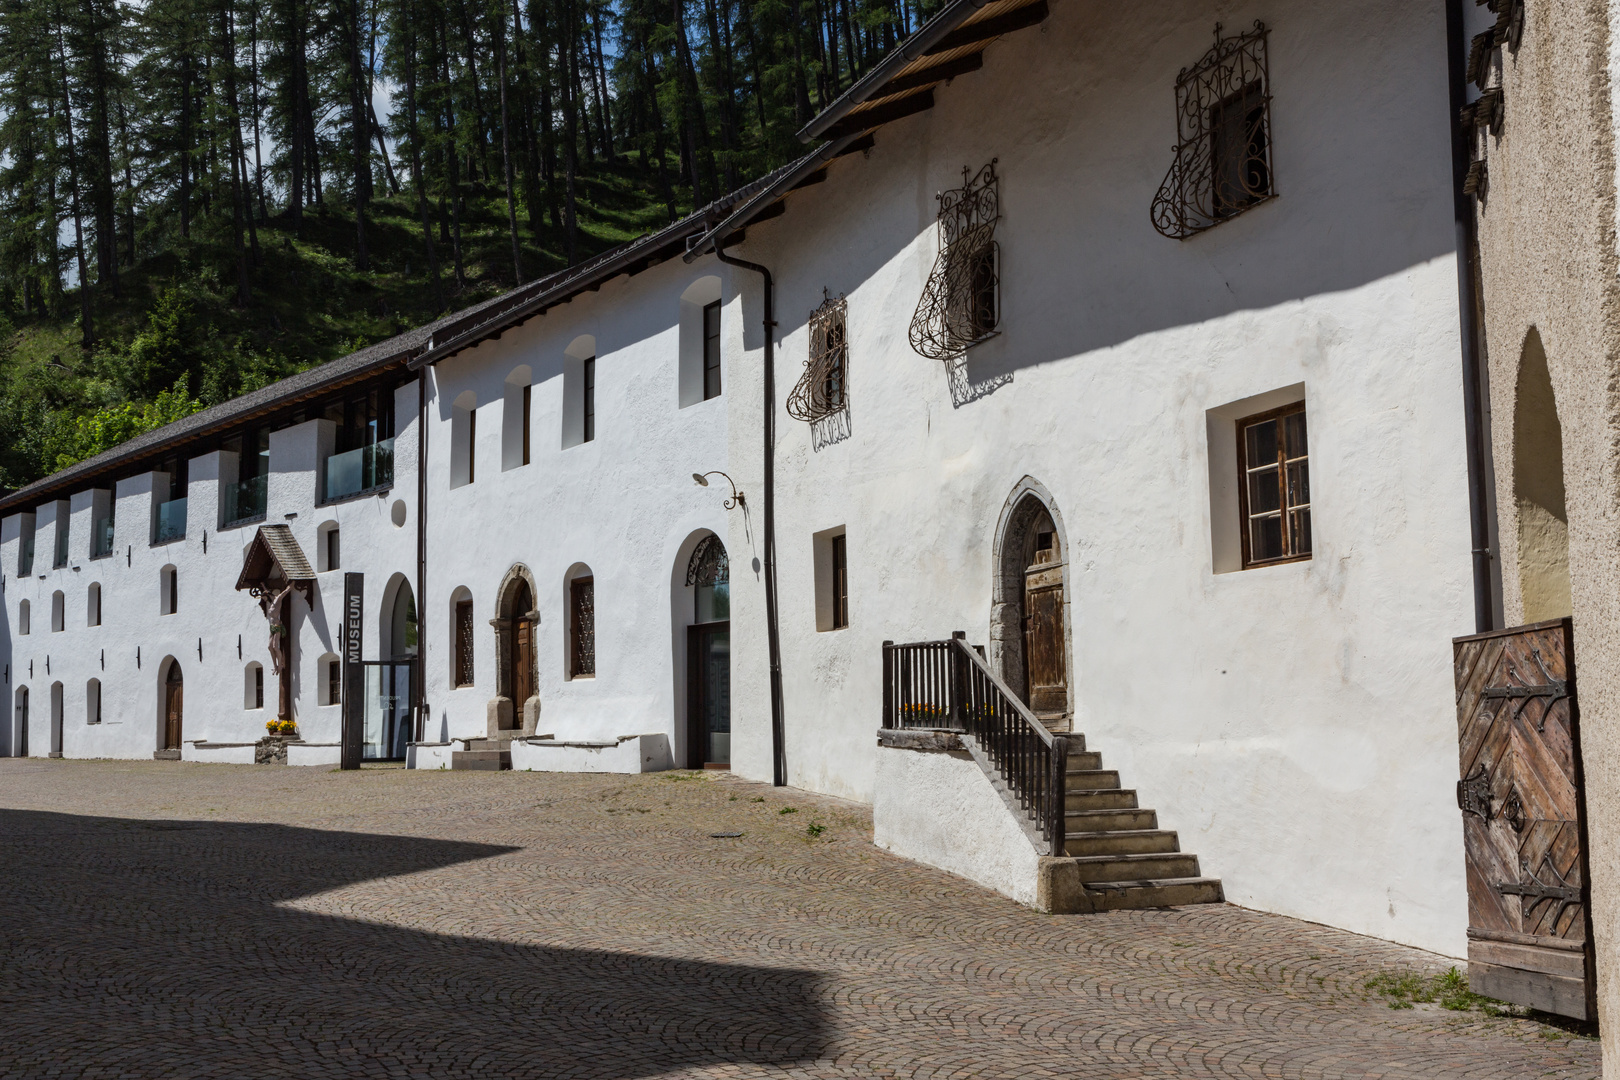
[721,0,1473,956]
[420,259,732,760]
[1,380,422,759]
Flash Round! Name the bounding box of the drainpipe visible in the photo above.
[1446,0,1496,633]
[415,365,429,739]
[711,237,787,787]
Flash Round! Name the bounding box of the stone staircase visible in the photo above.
[1060,734,1224,911]
[451,736,515,770]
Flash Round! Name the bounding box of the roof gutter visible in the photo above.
[683,133,863,262]
[796,0,995,144]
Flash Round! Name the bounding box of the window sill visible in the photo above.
[150,537,186,548]
[568,674,596,681]
[320,484,392,508]
[221,514,267,530]
[88,552,114,561]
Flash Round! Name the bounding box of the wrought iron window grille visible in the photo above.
[909,160,1001,360]
[788,292,849,423]
[685,535,729,588]
[1151,23,1276,241]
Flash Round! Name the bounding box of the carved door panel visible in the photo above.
[165,681,184,750]
[1453,618,1594,1020]
[1023,568,1066,717]
[513,618,534,709]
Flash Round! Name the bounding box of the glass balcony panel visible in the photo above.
[54,530,68,567]
[92,516,114,558]
[19,537,34,576]
[324,438,395,502]
[155,497,187,544]
[224,473,268,524]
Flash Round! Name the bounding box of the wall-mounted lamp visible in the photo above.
[692,471,745,510]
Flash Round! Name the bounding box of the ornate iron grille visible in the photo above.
[909,160,1000,360]
[571,580,596,677]
[685,535,729,587]
[1151,23,1275,240]
[788,293,848,422]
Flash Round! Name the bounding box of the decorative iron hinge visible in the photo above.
[1481,647,1567,732]
[1457,763,1492,821]
[1495,853,1583,926]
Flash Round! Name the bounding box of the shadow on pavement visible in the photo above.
[0,809,826,1078]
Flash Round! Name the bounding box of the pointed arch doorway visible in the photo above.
[163,662,184,750]
[685,535,730,769]
[992,482,1072,732]
[488,565,540,740]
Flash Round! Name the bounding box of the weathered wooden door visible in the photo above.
[164,667,184,750]
[513,617,534,710]
[1022,514,1067,721]
[1453,618,1595,1020]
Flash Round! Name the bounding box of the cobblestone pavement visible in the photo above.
[0,759,1599,1079]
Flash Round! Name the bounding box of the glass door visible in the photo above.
[360,662,413,761]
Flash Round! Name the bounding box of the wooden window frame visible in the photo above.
[455,599,476,687]
[326,527,340,573]
[254,665,264,710]
[520,383,532,465]
[702,300,722,400]
[1236,402,1312,569]
[830,534,849,630]
[582,356,596,443]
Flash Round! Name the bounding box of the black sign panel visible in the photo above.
[340,572,364,770]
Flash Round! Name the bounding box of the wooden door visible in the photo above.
[513,617,534,710]
[687,622,730,768]
[1453,618,1594,1019]
[1023,571,1067,721]
[164,670,184,750]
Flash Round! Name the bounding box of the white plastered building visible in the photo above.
[2,0,1487,960]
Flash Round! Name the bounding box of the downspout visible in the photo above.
[711,237,787,787]
[1446,0,1496,633]
[415,365,429,739]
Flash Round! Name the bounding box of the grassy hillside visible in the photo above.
[0,158,689,492]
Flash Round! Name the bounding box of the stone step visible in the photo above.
[1070,852,1201,884]
[1084,876,1226,911]
[1066,769,1120,790]
[153,749,180,761]
[1065,829,1181,857]
[1065,788,1138,811]
[452,749,510,771]
[1065,752,1103,772]
[1066,807,1159,832]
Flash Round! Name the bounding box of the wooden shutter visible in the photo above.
[1453,618,1595,1019]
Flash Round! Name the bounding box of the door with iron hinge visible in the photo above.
[1453,617,1594,1020]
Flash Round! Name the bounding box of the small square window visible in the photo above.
[1238,404,1311,567]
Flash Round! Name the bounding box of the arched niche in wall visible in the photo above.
[317,652,342,706]
[86,678,101,725]
[562,336,597,449]
[488,564,540,738]
[379,573,419,661]
[158,656,183,750]
[449,585,476,689]
[678,277,723,408]
[451,390,477,488]
[244,661,265,711]
[671,531,730,769]
[50,590,64,632]
[159,565,178,616]
[86,582,101,627]
[49,681,63,756]
[563,562,596,680]
[17,598,29,636]
[1514,328,1572,622]
[989,477,1073,727]
[502,365,533,471]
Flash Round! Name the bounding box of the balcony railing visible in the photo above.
[91,515,114,558]
[324,438,394,502]
[154,497,187,544]
[223,473,268,525]
[882,632,1069,856]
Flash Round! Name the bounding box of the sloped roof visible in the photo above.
[235,523,316,594]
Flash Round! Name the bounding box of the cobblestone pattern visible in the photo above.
[0,759,1599,1079]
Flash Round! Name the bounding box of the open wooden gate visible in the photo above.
[1452,617,1595,1020]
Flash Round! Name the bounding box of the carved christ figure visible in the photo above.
[261,581,297,675]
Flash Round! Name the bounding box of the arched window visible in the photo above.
[17,599,29,636]
[51,590,64,632]
[563,336,596,448]
[86,679,101,725]
[503,366,533,470]
[566,565,595,679]
[679,278,723,407]
[50,682,63,756]
[452,588,475,687]
[87,583,101,627]
[160,565,178,615]
[317,521,340,572]
[244,662,264,710]
[451,391,477,487]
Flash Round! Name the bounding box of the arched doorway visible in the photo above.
[489,565,539,738]
[685,535,731,769]
[163,661,184,750]
[14,687,28,757]
[1514,329,1571,622]
[49,683,63,757]
[991,481,1071,731]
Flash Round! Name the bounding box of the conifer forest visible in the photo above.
[0,0,938,488]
